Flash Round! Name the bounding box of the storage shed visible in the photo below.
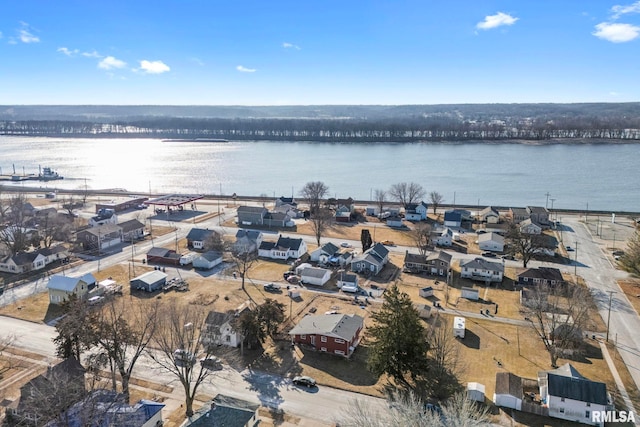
[461,287,479,301]
[453,316,466,338]
[130,270,167,292]
[192,251,223,270]
[419,286,434,298]
[300,267,332,286]
[467,382,486,403]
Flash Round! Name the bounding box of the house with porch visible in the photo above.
[47,274,94,304]
[403,250,451,276]
[289,313,364,357]
[201,310,242,348]
[351,243,389,276]
[186,228,216,250]
[76,224,123,251]
[258,235,307,260]
[310,242,340,264]
[118,219,145,242]
[404,201,428,221]
[460,258,504,283]
[0,250,47,274]
[233,229,263,254]
[517,267,565,287]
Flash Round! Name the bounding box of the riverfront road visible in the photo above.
[0,316,385,425]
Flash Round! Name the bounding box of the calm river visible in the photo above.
[0,136,638,212]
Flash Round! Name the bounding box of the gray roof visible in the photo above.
[319,242,340,256]
[118,219,144,233]
[206,310,235,327]
[186,228,214,241]
[495,372,523,397]
[338,273,357,283]
[301,267,331,279]
[237,205,267,214]
[289,313,364,341]
[47,275,86,292]
[444,211,462,221]
[198,250,222,262]
[370,242,389,259]
[478,232,504,244]
[275,235,304,251]
[259,241,276,251]
[547,369,608,405]
[480,206,499,217]
[527,206,548,214]
[131,270,167,285]
[461,257,504,273]
[235,229,261,240]
[518,267,564,282]
[79,223,122,237]
[147,247,174,257]
[426,251,452,263]
[404,252,426,264]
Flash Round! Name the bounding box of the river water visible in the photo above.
[0,136,638,212]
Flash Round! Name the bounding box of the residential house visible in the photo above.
[146,247,181,265]
[300,267,332,286]
[509,207,530,223]
[130,270,167,292]
[47,274,94,304]
[76,224,122,251]
[118,219,145,242]
[538,364,611,426]
[520,218,542,235]
[403,250,451,276]
[9,357,86,426]
[189,395,260,427]
[192,250,223,270]
[331,250,354,267]
[478,232,505,252]
[263,211,294,227]
[275,203,303,218]
[351,243,389,276]
[0,251,47,274]
[237,206,268,226]
[89,209,118,227]
[289,313,364,357]
[336,272,358,292]
[479,222,511,234]
[527,206,550,227]
[310,242,340,264]
[94,197,148,213]
[404,201,429,221]
[39,245,69,265]
[419,286,434,298]
[45,389,165,427]
[335,211,351,223]
[335,198,355,213]
[444,210,462,228]
[202,302,253,348]
[186,228,216,250]
[365,206,379,216]
[275,196,296,207]
[493,372,524,411]
[517,267,565,287]
[233,229,263,254]
[258,235,307,260]
[460,258,504,283]
[434,228,454,246]
[479,206,500,224]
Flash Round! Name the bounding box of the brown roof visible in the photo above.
[495,372,523,397]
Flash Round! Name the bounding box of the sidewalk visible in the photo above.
[598,340,637,416]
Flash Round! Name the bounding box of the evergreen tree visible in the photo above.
[620,229,640,276]
[361,229,373,251]
[367,285,429,386]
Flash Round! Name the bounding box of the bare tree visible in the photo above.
[53,295,93,362]
[39,211,73,248]
[429,191,444,215]
[410,223,432,256]
[309,207,334,246]
[426,322,465,399]
[229,247,258,292]
[88,298,158,402]
[203,230,225,252]
[505,221,551,268]
[338,391,491,427]
[0,193,32,255]
[149,301,216,418]
[299,181,329,214]
[523,283,590,367]
[0,334,16,381]
[374,189,387,214]
[389,182,425,208]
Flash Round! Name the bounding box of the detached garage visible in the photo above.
[192,251,223,270]
[493,372,523,411]
[300,267,332,286]
[130,270,167,292]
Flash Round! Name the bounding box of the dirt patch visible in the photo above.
[296,221,416,247]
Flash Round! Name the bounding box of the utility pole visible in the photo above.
[606,291,616,342]
[574,241,578,277]
[545,192,551,209]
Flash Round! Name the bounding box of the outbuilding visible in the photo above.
[192,251,223,270]
[467,382,486,403]
[461,287,479,301]
[130,270,167,292]
[300,267,332,287]
[419,286,434,298]
[453,316,466,338]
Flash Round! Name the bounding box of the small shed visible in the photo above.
[288,288,301,299]
[419,286,434,298]
[295,262,312,275]
[386,215,404,228]
[414,303,432,319]
[300,267,332,286]
[130,270,167,292]
[453,316,466,338]
[467,382,486,403]
[461,287,479,301]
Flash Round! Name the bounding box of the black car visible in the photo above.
[482,252,497,258]
[263,283,280,292]
[292,376,316,387]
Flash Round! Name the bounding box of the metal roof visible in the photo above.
[143,194,204,207]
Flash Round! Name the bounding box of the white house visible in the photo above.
[233,229,263,254]
[192,251,223,270]
[404,201,428,221]
[444,211,462,228]
[434,228,454,247]
[520,219,543,235]
[202,311,241,348]
[89,209,117,227]
[478,232,505,252]
[539,364,612,426]
[258,235,307,260]
[300,267,332,286]
[460,258,504,283]
[493,372,523,411]
[0,251,47,274]
[419,286,434,298]
[337,272,358,292]
[479,206,500,224]
[386,215,404,228]
[467,383,486,403]
[365,206,379,216]
[310,242,340,264]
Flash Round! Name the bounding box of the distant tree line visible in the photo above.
[2,114,640,142]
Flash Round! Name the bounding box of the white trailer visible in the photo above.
[453,316,466,338]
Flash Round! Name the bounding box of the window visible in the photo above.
[300,335,306,339]
[225,336,230,342]
[560,398,565,402]
[586,402,591,407]
[335,338,345,344]
[335,350,345,355]
[321,336,327,342]
[321,347,327,352]
[585,411,590,418]
[559,408,565,414]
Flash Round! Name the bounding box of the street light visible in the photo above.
[574,241,578,277]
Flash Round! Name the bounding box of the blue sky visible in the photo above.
[1,1,639,105]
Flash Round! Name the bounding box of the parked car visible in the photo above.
[381,240,395,246]
[566,246,574,251]
[173,349,196,364]
[501,254,515,260]
[292,375,317,388]
[200,356,222,369]
[340,242,352,248]
[263,283,280,292]
[482,252,497,258]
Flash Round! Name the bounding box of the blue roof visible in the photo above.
[47,275,85,292]
[444,211,462,221]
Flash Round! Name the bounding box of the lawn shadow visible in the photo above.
[296,345,378,387]
[458,329,480,350]
[43,303,65,324]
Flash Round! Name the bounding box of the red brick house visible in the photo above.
[289,313,364,357]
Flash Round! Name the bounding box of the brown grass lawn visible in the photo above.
[296,221,416,246]
[617,278,640,317]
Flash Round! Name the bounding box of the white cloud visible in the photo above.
[611,1,640,19]
[57,47,79,56]
[593,22,640,42]
[98,56,127,70]
[476,12,519,30]
[139,60,170,74]
[18,22,39,43]
[283,42,301,50]
[236,65,256,73]
[82,50,102,58]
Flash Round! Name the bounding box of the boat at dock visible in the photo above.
[38,166,63,181]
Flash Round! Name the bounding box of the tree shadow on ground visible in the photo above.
[296,344,378,387]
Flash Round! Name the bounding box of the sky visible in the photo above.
[1,1,639,105]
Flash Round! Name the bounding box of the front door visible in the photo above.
[311,336,316,347]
